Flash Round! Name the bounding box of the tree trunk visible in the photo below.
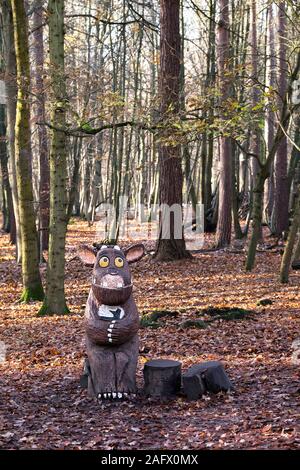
[1,0,21,256]
[155,0,190,261]
[287,113,300,206]
[232,143,243,239]
[280,185,300,283]
[215,0,232,248]
[245,43,300,271]
[0,22,14,237]
[291,191,300,263]
[180,1,197,215]
[39,0,69,315]
[249,0,261,186]
[0,105,14,235]
[245,170,265,271]
[263,2,276,223]
[204,0,216,229]
[11,0,43,301]
[32,0,50,251]
[272,1,289,236]
[67,136,82,220]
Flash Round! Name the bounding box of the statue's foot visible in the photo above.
[97,391,136,401]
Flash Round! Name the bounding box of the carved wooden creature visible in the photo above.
[78,243,145,400]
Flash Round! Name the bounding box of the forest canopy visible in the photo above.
[0,0,300,307]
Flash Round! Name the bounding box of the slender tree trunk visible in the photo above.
[291,182,300,262]
[0,19,14,237]
[232,143,243,239]
[39,0,69,315]
[287,113,300,202]
[155,0,189,260]
[245,39,300,271]
[67,136,82,220]
[280,185,300,283]
[80,146,90,218]
[180,1,197,214]
[205,0,216,228]
[1,0,21,255]
[87,32,105,222]
[272,1,289,236]
[215,0,232,247]
[11,0,43,301]
[245,170,266,270]
[264,3,276,223]
[250,0,261,185]
[248,0,263,245]
[32,0,49,251]
[292,234,300,266]
[0,105,14,235]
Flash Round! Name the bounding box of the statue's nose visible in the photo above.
[108,268,118,275]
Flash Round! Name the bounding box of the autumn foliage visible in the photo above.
[1,219,300,449]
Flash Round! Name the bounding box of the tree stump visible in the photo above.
[183,361,232,400]
[182,367,206,401]
[143,359,182,398]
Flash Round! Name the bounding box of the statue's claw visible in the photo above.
[96,390,137,401]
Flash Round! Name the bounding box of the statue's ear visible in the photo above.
[124,244,145,264]
[77,245,97,266]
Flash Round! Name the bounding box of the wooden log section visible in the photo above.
[143,359,182,398]
[183,361,232,400]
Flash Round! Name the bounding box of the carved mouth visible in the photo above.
[92,278,133,306]
[93,274,127,290]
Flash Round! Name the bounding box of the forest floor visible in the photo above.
[0,219,300,450]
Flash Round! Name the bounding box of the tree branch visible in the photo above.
[233,139,263,168]
[36,120,156,137]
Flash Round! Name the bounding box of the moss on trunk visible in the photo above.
[38,299,69,317]
[20,284,45,303]
[11,0,44,302]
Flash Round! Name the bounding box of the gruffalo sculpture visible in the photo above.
[78,243,145,400]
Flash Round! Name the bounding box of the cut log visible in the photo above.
[182,368,206,401]
[183,361,232,400]
[143,359,182,398]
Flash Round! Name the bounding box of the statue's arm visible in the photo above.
[85,295,139,346]
[111,312,139,344]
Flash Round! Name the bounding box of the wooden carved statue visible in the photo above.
[78,243,145,400]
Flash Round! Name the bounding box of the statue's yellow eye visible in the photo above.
[99,256,109,268]
[115,256,124,268]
